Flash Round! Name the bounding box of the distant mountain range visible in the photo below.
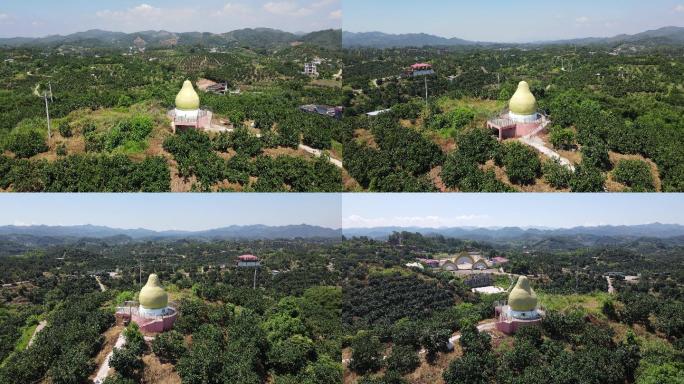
[343,223,684,240]
[0,28,341,50]
[0,224,342,240]
[342,26,684,48]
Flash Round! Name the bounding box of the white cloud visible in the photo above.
[13,220,36,227]
[675,4,684,12]
[96,3,195,27]
[575,16,590,24]
[313,0,337,7]
[264,1,314,17]
[329,9,342,20]
[342,214,490,228]
[213,2,253,17]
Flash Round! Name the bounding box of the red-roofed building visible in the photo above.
[408,63,435,77]
[237,254,260,268]
[492,257,510,266]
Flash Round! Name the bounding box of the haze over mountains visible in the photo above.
[342,26,684,48]
[0,224,342,240]
[2,223,682,241]
[0,28,342,50]
[343,223,684,240]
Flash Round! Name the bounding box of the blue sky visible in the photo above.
[342,194,684,228]
[1,194,681,230]
[0,194,342,230]
[0,0,341,37]
[343,0,684,42]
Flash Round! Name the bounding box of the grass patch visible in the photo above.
[538,291,611,316]
[494,275,511,289]
[111,139,149,155]
[14,323,38,352]
[436,97,505,118]
[331,140,343,157]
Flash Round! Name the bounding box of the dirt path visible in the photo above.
[606,276,615,294]
[93,333,127,384]
[27,320,47,348]
[298,144,343,168]
[95,276,107,292]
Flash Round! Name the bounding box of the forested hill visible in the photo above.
[343,223,684,240]
[0,224,342,240]
[0,28,342,50]
[342,31,479,48]
[342,26,684,48]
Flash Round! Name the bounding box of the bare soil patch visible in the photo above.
[353,129,378,149]
[142,353,181,384]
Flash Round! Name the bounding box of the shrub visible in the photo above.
[349,331,383,374]
[151,330,186,363]
[267,335,316,374]
[502,141,541,185]
[570,164,605,192]
[542,159,573,189]
[612,159,655,192]
[110,347,143,378]
[581,138,612,171]
[105,116,154,151]
[6,131,48,158]
[386,345,420,375]
[85,131,106,153]
[123,323,146,356]
[456,128,498,164]
[58,121,72,138]
[82,122,97,136]
[448,107,476,130]
[56,143,67,157]
[219,127,263,156]
[549,125,576,150]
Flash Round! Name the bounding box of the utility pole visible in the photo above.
[424,76,429,109]
[253,267,257,290]
[44,93,51,140]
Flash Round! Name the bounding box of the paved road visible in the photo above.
[298,144,343,169]
[93,333,126,384]
[447,322,497,350]
[27,320,47,348]
[519,135,575,171]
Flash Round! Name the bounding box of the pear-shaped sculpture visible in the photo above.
[508,276,538,312]
[175,80,200,111]
[509,81,537,116]
[139,274,168,310]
